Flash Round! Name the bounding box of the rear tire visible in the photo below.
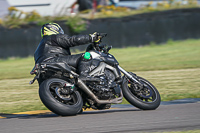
[122,76,161,110]
[39,78,83,116]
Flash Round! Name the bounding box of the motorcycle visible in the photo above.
[30,33,161,116]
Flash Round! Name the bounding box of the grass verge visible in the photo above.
[0,39,200,113]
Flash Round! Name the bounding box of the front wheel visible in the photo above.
[122,76,161,110]
[39,78,83,116]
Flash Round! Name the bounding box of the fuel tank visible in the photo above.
[89,51,119,67]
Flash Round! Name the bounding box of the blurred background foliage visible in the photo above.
[65,15,87,34]
[0,0,199,33]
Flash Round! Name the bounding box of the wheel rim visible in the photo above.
[127,79,158,103]
[49,82,78,105]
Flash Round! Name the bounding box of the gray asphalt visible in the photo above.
[0,102,200,133]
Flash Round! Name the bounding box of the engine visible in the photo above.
[88,69,121,100]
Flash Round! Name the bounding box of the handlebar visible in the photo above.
[92,33,112,54]
[97,33,107,38]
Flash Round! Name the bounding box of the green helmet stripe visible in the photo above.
[41,27,43,38]
[44,27,57,36]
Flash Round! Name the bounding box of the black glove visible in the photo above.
[89,32,101,43]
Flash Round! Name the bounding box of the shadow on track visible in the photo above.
[0,108,140,119]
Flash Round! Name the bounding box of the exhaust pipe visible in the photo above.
[77,79,123,104]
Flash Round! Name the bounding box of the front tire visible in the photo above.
[122,76,161,110]
[39,78,83,116]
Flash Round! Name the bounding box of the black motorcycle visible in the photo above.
[30,33,161,116]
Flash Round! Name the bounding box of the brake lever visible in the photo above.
[107,46,112,52]
[99,33,107,37]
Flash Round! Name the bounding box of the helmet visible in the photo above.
[41,23,64,38]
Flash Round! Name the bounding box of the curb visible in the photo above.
[0,108,117,119]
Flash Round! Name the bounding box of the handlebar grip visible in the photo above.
[98,33,107,37]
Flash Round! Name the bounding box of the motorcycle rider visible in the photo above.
[34,22,100,84]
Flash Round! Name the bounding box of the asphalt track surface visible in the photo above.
[0,99,200,133]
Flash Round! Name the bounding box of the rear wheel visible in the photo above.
[39,78,83,116]
[122,75,161,110]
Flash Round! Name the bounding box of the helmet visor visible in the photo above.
[59,28,64,34]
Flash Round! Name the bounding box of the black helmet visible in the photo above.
[41,23,64,38]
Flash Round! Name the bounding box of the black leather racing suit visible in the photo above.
[34,34,91,84]
[34,34,91,64]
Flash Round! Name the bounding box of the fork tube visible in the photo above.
[118,65,141,84]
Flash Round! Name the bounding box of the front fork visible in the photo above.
[117,66,143,88]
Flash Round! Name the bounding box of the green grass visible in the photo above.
[0,57,35,80]
[110,39,200,71]
[0,78,46,113]
[0,39,200,113]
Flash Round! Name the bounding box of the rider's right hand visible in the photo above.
[89,32,101,43]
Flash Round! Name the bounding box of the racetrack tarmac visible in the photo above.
[0,100,200,133]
